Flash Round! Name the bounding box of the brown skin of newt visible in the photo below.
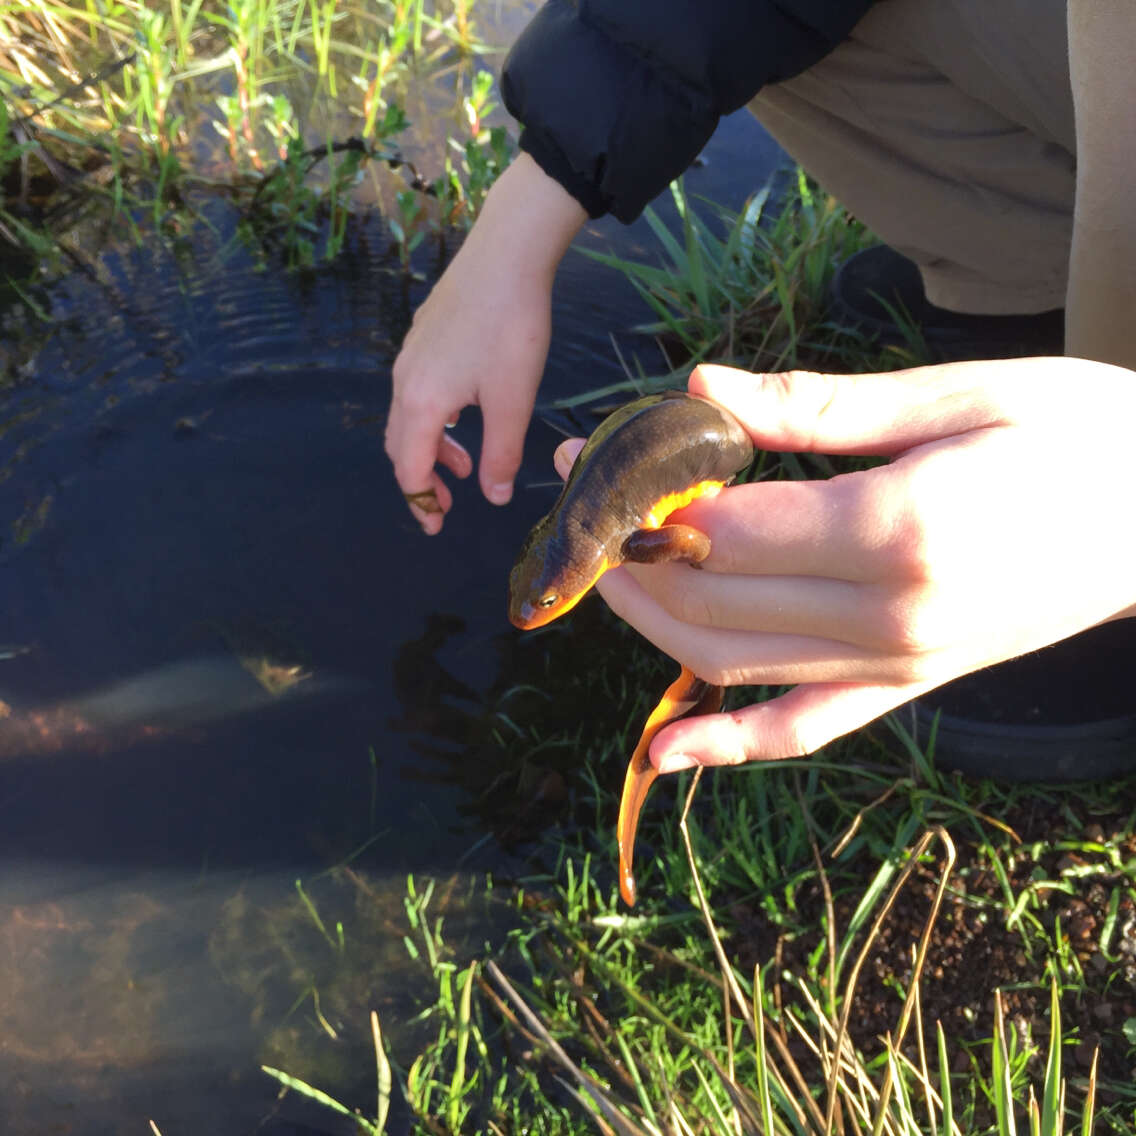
[508,391,754,905]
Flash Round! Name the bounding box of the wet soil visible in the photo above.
[728,792,1136,1103]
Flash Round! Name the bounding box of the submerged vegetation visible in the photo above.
[3,3,1136,1135]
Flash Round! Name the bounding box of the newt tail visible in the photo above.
[616,666,724,906]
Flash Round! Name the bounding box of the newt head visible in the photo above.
[508,522,609,630]
[508,390,753,632]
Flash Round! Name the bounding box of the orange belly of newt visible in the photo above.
[642,479,726,529]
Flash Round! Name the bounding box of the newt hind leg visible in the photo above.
[616,665,723,907]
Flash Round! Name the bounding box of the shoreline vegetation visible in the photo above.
[1,0,507,285]
[4,3,1135,1133]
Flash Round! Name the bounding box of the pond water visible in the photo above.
[0,14,784,1132]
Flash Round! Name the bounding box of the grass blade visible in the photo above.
[371,1010,392,1134]
[447,960,477,1130]
[936,1022,954,1136]
[992,992,1016,1136]
[1040,977,1061,1135]
[752,965,776,1136]
[1081,1048,1098,1136]
[261,1066,377,1134]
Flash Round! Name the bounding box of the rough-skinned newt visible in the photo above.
[508,390,754,905]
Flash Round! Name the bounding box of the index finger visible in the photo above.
[553,438,585,480]
[664,470,905,583]
[689,361,1018,455]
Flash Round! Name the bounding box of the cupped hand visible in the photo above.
[554,358,1136,770]
[385,153,586,533]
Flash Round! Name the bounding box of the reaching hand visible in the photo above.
[552,358,1136,769]
[385,153,587,533]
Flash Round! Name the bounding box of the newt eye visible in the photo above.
[537,593,559,609]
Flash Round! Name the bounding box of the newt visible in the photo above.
[508,390,754,905]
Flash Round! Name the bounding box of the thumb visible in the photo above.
[553,438,585,481]
[689,361,1023,457]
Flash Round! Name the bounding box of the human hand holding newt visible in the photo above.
[579,359,1136,776]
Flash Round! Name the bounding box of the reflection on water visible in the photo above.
[0,655,335,759]
[0,20,781,1126]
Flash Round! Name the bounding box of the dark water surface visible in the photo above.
[0,108,781,1132]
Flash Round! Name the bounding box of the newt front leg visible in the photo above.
[616,665,724,906]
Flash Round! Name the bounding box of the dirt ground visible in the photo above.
[728,796,1136,1104]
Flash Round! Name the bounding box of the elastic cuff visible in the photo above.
[518,128,610,220]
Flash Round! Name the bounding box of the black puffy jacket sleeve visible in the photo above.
[501,0,876,222]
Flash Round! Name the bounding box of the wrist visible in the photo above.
[472,152,587,281]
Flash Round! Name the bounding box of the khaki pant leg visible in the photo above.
[750,0,1075,314]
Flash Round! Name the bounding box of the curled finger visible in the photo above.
[403,474,454,535]
[438,431,473,479]
[595,566,938,687]
[386,402,470,533]
[621,561,905,650]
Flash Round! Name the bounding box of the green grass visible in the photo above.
[569,168,930,408]
[0,0,509,275]
[251,611,1134,1134]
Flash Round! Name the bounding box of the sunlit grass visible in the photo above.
[248,613,1134,1133]
[571,168,930,405]
[267,770,1117,1133]
[0,0,508,272]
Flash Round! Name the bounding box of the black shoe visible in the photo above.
[830,245,1066,360]
[893,621,1136,782]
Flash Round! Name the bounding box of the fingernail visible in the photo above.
[656,753,697,775]
[487,481,513,505]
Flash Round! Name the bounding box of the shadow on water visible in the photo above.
[0,105,782,1132]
